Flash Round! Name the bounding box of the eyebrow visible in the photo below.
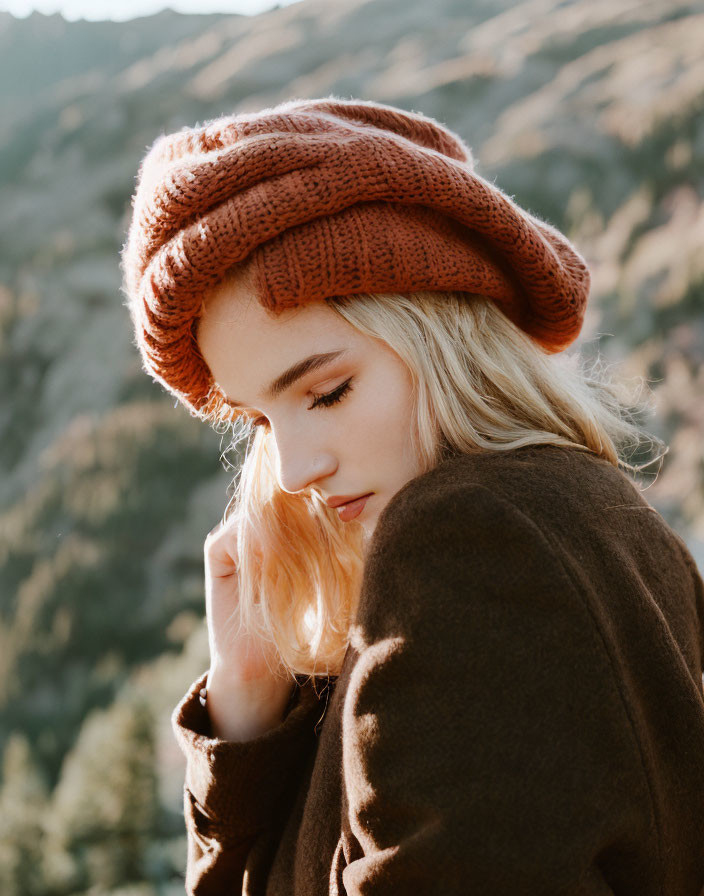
[225,350,348,408]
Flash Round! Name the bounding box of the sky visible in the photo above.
[0,0,304,20]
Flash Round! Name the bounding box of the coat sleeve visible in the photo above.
[171,668,329,895]
[340,483,659,895]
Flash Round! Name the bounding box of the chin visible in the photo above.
[361,514,378,537]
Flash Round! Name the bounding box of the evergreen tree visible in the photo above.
[0,732,50,896]
[41,693,158,894]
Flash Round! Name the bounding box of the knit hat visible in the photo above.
[119,95,591,423]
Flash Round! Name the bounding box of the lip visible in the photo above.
[325,492,373,509]
[335,493,373,522]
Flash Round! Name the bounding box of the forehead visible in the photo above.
[197,270,351,353]
[195,269,361,406]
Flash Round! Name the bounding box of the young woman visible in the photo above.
[120,97,704,895]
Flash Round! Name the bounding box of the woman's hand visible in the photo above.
[202,512,295,740]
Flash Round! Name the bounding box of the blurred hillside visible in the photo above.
[0,0,702,892]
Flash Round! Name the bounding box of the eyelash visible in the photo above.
[250,378,354,429]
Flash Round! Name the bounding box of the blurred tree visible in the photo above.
[0,732,49,896]
[41,693,158,895]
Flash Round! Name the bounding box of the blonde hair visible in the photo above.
[202,285,666,682]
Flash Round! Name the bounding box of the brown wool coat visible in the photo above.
[171,444,704,895]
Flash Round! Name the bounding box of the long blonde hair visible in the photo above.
[203,286,666,682]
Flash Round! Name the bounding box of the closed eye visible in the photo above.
[250,378,354,429]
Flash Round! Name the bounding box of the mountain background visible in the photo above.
[1,0,702,892]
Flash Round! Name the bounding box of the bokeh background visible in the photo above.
[1,0,703,893]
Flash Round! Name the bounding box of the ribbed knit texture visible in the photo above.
[119,96,592,422]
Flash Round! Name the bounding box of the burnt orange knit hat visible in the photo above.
[119,95,591,423]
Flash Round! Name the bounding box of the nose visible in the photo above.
[273,427,338,495]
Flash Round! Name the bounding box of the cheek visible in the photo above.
[358,363,415,445]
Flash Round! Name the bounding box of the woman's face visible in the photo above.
[196,272,425,538]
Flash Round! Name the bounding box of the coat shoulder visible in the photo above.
[361,443,702,680]
[357,445,592,646]
[370,443,638,553]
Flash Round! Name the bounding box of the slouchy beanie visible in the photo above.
[119,95,591,422]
